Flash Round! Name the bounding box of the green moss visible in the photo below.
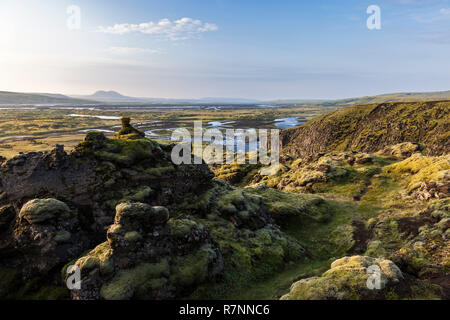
[280,256,441,300]
[217,189,244,216]
[124,231,143,242]
[75,242,114,276]
[247,188,330,224]
[384,154,450,191]
[373,218,405,250]
[170,244,216,287]
[93,138,160,166]
[23,286,69,300]
[145,165,175,177]
[364,240,387,258]
[100,259,169,300]
[188,217,307,299]
[124,186,152,202]
[14,277,69,300]
[395,246,433,277]
[168,219,200,238]
[19,198,70,224]
[329,224,355,256]
[53,230,71,243]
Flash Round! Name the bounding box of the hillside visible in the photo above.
[0,91,96,105]
[281,101,450,160]
[265,90,450,107]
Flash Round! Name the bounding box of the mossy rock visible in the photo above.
[124,186,152,202]
[365,240,387,258]
[115,202,169,229]
[100,259,170,300]
[246,188,330,224]
[170,244,218,288]
[384,153,449,191]
[145,165,175,177]
[74,242,114,276]
[377,142,424,159]
[168,218,200,238]
[93,138,160,166]
[281,256,442,300]
[19,198,70,224]
[124,231,143,242]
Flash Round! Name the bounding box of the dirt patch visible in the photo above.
[397,213,435,238]
[427,275,450,299]
[349,220,372,254]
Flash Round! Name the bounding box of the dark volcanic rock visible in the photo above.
[69,202,223,300]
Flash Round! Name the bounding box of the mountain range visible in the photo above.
[1,89,450,106]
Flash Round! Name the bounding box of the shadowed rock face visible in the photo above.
[70,202,224,300]
[11,198,90,280]
[281,101,450,161]
[0,131,213,233]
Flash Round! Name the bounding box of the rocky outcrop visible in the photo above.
[0,131,213,233]
[115,117,145,140]
[0,198,90,289]
[69,202,223,300]
[281,101,449,161]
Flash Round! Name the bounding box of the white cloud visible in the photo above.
[440,8,450,15]
[106,47,162,55]
[97,17,218,40]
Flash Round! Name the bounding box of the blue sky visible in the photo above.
[1,0,450,99]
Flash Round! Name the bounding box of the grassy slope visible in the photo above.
[0,91,95,105]
[282,101,450,159]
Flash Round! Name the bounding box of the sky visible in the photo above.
[1,0,450,100]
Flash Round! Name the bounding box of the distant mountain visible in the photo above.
[90,90,129,100]
[0,91,96,106]
[3,89,450,106]
[71,91,261,104]
[72,90,143,103]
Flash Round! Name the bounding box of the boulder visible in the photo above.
[19,198,70,224]
[281,256,442,300]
